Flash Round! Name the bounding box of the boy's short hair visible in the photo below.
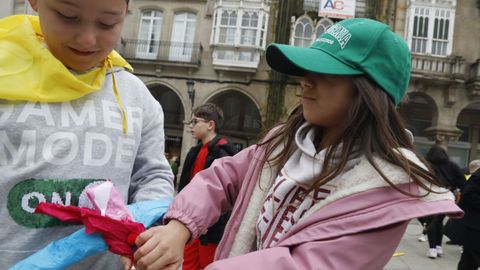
[192,103,224,131]
[469,160,480,174]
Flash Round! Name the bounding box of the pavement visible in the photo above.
[385,219,463,270]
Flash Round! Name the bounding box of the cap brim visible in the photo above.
[266,43,363,77]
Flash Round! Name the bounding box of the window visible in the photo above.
[137,10,163,59]
[315,18,334,38]
[259,13,267,48]
[411,7,429,54]
[432,9,450,56]
[217,49,235,60]
[211,1,270,69]
[169,12,197,61]
[406,1,456,56]
[291,17,333,47]
[219,10,237,44]
[240,11,259,46]
[293,17,313,47]
[211,91,261,136]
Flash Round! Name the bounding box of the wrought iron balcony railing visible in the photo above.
[118,39,203,66]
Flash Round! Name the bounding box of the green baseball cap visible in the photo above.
[266,18,411,105]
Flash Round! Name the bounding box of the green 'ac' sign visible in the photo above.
[7,178,105,228]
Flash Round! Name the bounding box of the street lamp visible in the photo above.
[186,79,195,108]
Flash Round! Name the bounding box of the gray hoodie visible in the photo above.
[0,68,174,269]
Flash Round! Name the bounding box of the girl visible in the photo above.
[128,18,462,270]
[424,145,466,258]
[0,0,174,269]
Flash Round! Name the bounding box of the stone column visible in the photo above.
[469,126,479,161]
[177,119,195,183]
[423,127,463,149]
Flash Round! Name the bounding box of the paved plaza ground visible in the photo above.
[385,220,463,270]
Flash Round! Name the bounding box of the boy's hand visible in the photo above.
[134,219,191,270]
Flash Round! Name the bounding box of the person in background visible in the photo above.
[465,160,480,181]
[457,163,480,269]
[177,103,238,270]
[0,0,174,269]
[169,154,180,189]
[424,145,466,258]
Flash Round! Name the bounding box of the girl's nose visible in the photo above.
[300,78,313,90]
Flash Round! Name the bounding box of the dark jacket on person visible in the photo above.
[429,160,466,192]
[178,135,238,244]
[460,170,480,232]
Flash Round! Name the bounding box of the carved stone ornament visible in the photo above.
[424,127,463,143]
[467,82,480,98]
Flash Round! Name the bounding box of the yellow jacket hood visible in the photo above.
[0,15,133,102]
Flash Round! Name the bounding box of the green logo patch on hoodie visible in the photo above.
[7,178,105,228]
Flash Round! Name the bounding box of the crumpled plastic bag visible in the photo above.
[9,199,171,270]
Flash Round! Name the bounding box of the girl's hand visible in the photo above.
[134,219,191,270]
[120,256,133,270]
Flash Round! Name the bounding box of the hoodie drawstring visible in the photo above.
[107,59,128,136]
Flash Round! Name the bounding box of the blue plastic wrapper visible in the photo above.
[9,199,172,270]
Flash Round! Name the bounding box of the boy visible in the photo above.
[178,103,238,270]
[0,0,174,269]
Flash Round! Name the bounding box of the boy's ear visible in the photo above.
[209,121,216,132]
[28,0,38,12]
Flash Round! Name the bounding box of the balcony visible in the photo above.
[118,39,203,68]
[411,54,466,80]
[303,0,319,12]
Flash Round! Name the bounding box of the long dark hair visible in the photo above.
[257,76,442,196]
[425,145,449,164]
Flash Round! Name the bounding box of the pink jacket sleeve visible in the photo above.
[164,145,256,239]
[206,221,409,270]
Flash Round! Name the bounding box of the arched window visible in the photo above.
[293,17,313,47]
[210,91,261,146]
[137,10,163,59]
[316,18,333,38]
[169,12,197,61]
[149,85,185,161]
[150,85,184,129]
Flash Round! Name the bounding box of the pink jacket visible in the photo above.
[165,145,462,270]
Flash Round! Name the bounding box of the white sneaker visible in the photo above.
[436,246,443,257]
[427,248,438,259]
[418,235,427,242]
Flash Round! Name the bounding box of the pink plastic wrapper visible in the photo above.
[86,180,132,221]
